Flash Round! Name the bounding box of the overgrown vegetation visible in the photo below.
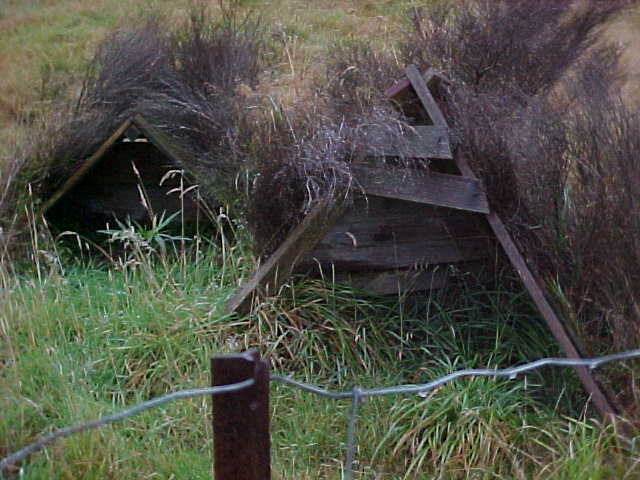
[0,2,270,255]
[318,0,640,414]
[397,0,640,413]
[3,235,638,478]
[3,0,640,478]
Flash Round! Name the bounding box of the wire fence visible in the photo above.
[3,349,640,479]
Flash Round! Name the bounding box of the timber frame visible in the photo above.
[40,113,200,216]
[225,64,618,418]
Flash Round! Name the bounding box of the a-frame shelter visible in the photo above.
[225,65,617,418]
[42,114,212,235]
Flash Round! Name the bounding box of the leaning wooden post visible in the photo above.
[211,350,271,480]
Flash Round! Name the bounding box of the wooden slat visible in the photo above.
[224,197,345,316]
[40,117,133,214]
[353,165,489,213]
[348,270,450,294]
[365,125,452,159]
[299,196,492,272]
[454,155,617,418]
[405,65,448,127]
[327,261,490,295]
[303,236,489,272]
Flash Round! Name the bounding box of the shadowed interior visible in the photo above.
[45,140,202,236]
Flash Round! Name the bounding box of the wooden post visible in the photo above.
[211,350,270,480]
[224,196,345,316]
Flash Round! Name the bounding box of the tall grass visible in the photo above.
[3,241,638,478]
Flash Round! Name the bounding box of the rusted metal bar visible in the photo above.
[211,350,271,480]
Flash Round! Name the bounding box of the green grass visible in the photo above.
[2,233,637,478]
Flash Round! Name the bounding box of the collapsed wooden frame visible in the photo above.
[225,64,617,417]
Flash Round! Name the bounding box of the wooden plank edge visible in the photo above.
[364,125,453,160]
[384,68,450,99]
[353,165,490,214]
[224,197,345,316]
[341,263,492,295]
[132,114,188,170]
[405,65,448,127]
[40,117,134,214]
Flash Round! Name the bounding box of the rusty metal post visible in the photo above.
[211,350,270,480]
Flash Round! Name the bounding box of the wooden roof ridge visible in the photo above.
[384,65,451,100]
[40,114,190,215]
[131,114,190,170]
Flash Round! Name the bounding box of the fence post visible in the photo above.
[211,349,270,480]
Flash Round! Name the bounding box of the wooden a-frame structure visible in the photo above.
[41,114,212,233]
[225,65,617,417]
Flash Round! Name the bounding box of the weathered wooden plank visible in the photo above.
[299,196,493,272]
[330,262,490,295]
[454,155,617,418]
[405,65,448,127]
[365,125,452,159]
[353,165,489,213]
[225,197,345,315]
[40,117,133,214]
[132,114,187,169]
[349,270,450,294]
[304,237,490,272]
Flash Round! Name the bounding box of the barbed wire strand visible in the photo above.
[3,349,640,478]
[269,349,640,399]
[271,349,640,478]
[0,379,254,476]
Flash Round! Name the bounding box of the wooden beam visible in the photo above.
[352,165,489,213]
[40,117,133,214]
[329,262,490,296]
[299,195,493,273]
[365,125,452,160]
[385,68,450,99]
[454,155,617,417]
[132,114,188,170]
[405,65,448,127]
[224,197,345,316]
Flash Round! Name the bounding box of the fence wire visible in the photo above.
[2,349,640,479]
[0,380,254,476]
